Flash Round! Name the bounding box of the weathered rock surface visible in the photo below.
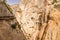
[0,0,26,40]
[10,0,60,40]
[0,20,26,40]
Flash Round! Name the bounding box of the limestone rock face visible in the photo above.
[41,9,60,40]
[11,0,60,40]
[18,0,43,40]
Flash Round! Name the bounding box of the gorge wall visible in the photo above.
[11,0,60,40]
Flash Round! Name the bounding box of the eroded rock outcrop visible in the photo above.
[11,0,60,40]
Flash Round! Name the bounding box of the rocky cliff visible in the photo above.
[0,0,26,40]
[10,0,60,40]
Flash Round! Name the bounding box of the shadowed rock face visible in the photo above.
[0,20,26,40]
